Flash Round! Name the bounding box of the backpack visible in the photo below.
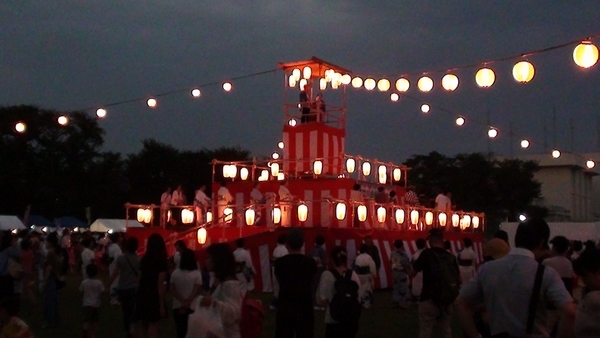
[240,296,264,338]
[426,249,461,309]
[329,268,361,324]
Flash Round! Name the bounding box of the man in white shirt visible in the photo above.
[160,187,172,227]
[217,181,234,225]
[233,238,256,297]
[354,244,377,309]
[81,238,96,279]
[278,181,294,227]
[435,190,451,211]
[271,234,289,310]
[193,185,211,224]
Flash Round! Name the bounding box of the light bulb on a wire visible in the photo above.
[488,128,498,138]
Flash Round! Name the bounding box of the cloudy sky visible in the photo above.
[2,1,600,163]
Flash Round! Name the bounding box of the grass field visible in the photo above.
[20,272,463,337]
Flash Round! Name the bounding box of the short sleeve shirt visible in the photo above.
[317,270,361,323]
[116,253,140,290]
[169,269,202,309]
[80,278,105,307]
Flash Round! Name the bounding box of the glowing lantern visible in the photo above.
[181,209,194,224]
[377,207,387,223]
[336,203,347,220]
[147,98,157,108]
[278,141,284,149]
[206,211,213,223]
[463,215,471,228]
[456,117,465,126]
[277,173,285,181]
[143,209,152,223]
[425,211,434,226]
[261,169,269,179]
[421,104,430,113]
[222,165,230,178]
[96,108,107,118]
[475,68,495,88]
[245,209,256,226]
[14,122,25,133]
[191,88,201,97]
[271,163,280,177]
[439,212,447,226]
[288,119,297,126]
[299,79,308,90]
[552,149,561,159]
[521,139,530,149]
[586,160,596,169]
[167,210,172,223]
[441,74,459,91]
[303,66,312,79]
[362,162,371,176]
[272,207,281,224]
[341,74,351,85]
[288,75,297,88]
[272,152,280,159]
[297,203,308,222]
[573,41,599,68]
[410,210,419,225]
[364,78,376,91]
[137,208,145,222]
[395,209,405,224]
[57,115,68,126]
[417,76,433,92]
[313,160,323,175]
[319,78,327,90]
[472,216,480,229]
[223,207,233,223]
[292,68,301,81]
[351,77,363,88]
[240,168,249,180]
[229,165,237,178]
[390,93,399,102]
[357,205,367,222]
[346,158,356,173]
[488,128,498,138]
[377,78,391,92]
[197,228,207,244]
[331,81,340,90]
[452,213,460,227]
[512,61,535,83]
[395,78,410,92]
[393,168,401,181]
[378,165,387,184]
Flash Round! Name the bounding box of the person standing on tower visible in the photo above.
[217,181,233,226]
[278,181,295,227]
[300,84,311,123]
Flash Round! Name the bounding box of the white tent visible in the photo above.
[501,222,600,247]
[0,215,26,231]
[90,219,144,233]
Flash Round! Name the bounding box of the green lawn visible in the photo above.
[21,272,463,337]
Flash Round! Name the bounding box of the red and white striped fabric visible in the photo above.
[282,123,345,175]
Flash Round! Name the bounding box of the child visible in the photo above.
[79,264,105,338]
[0,298,33,338]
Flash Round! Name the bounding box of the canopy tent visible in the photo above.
[26,214,53,228]
[90,219,144,233]
[501,222,600,247]
[54,216,88,228]
[0,215,26,231]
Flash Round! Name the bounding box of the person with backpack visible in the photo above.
[317,245,361,338]
[410,228,460,338]
[390,239,412,309]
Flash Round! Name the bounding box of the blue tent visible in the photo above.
[26,214,54,228]
[54,216,88,228]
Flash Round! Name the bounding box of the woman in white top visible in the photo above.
[317,246,361,338]
[170,248,202,338]
[354,244,377,308]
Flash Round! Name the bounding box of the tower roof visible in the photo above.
[278,56,351,79]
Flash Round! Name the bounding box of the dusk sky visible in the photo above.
[2,1,600,164]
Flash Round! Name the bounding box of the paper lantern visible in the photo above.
[425,211,434,226]
[297,203,308,222]
[278,141,284,149]
[364,78,376,91]
[351,77,363,88]
[377,207,387,223]
[586,160,596,169]
[472,216,480,229]
[456,117,465,126]
[378,165,387,184]
[181,209,194,224]
[272,207,281,224]
[331,81,339,90]
[58,115,69,126]
[393,168,401,181]
[512,61,535,83]
[417,76,433,92]
[272,152,280,160]
[261,169,269,179]
[552,149,561,159]
[197,228,207,244]
[245,209,256,226]
[240,168,249,180]
[313,160,323,175]
[362,162,371,176]
[229,165,237,178]
[222,165,230,178]
[206,211,213,223]
[288,118,297,126]
[475,68,495,88]
[96,109,107,118]
[463,215,471,228]
[378,172,387,184]
[336,203,347,221]
[137,208,145,222]
[222,82,232,92]
[292,68,301,81]
[288,75,297,88]
[390,93,399,102]
[277,173,285,181]
[395,78,410,92]
[346,158,356,173]
[573,41,599,68]
[441,74,459,91]
[147,98,157,108]
[439,212,447,226]
[319,78,327,90]
[14,122,26,133]
[191,88,201,97]
[410,210,419,225]
[452,213,460,227]
[143,209,152,224]
[167,210,172,223]
[488,128,498,138]
[271,163,280,177]
[341,74,351,85]
[223,207,233,223]
[377,79,391,92]
[421,104,430,113]
[303,66,312,79]
[357,205,367,222]
[395,209,405,224]
[521,139,530,149]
